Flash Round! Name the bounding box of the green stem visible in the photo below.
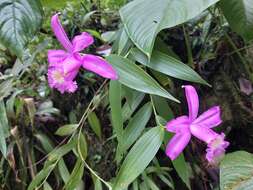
[183,25,194,69]
[224,33,253,82]
[83,161,112,190]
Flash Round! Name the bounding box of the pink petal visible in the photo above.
[166,132,191,160]
[206,133,229,165]
[51,14,73,52]
[190,124,218,144]
[62,56,82,76]
[166,115,190,133]
[48,50,68,66]
[72,32,94,53]
[82,54,118,80]
[193,106,222,128]
[183,85,199,121]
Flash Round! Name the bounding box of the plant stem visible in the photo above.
[224,33,253,82]
[183,25,194,69]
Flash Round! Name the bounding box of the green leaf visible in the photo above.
[35,133,71,184]
[28,161,57,190]
[41,0,77,8]
[55,124,79,136]
[219,0,253,41]
[28,140,76,190]
[0,0,43,57]
[120,0,220,57]
[113,127,164,190]
[77,133,88,161]
[130,48,209,86]
[122,102,152,152]
[44,182,53,190]
[122,87,145,122]
[0,101,9,157]
[172,154,191,190]
[151,96,174,121]
[88,112,102,139]
[118,28,132,55]
[107,55,179,102]
[91,174,103,190]
[48,139,76,162]
[220,151,253,190]
[64,158,84,190]
[109,80,124,142]
[58,159,70,184]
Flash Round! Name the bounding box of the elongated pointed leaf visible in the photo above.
[122,86,145,122]
[219,0,253,41]
[122,102,152,152]
[88,112,102,139]
[55,124,79,136]
[0,0,43,57]
[0,101,9,157]
[28,162,56,190]
[113,127,164,190]
[107,55,179,102]
[64,159,84,190]
[120,0,220,57]
[109,80,124,142]
[130,48,209,86]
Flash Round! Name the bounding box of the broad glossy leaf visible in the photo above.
[113,127,164,190]
[0,0,43,57]
[220,151,253,190]
[130,48,209,86]
[120,0,220,57]
[107,55,179,102]
[219,0,253,41]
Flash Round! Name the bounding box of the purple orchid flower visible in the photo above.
[47,13,118,93]
[165,85,229,164]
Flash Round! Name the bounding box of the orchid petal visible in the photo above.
[72,32,94,52]
[193,106,222,128]
[82,54,118,80]
[183,85,199,121]
[51,14,73,52]
[190,124,218,144]
[166,115,190,133]
[48,50,68,66]
[166,132,191,160]
[62,56,82,76]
